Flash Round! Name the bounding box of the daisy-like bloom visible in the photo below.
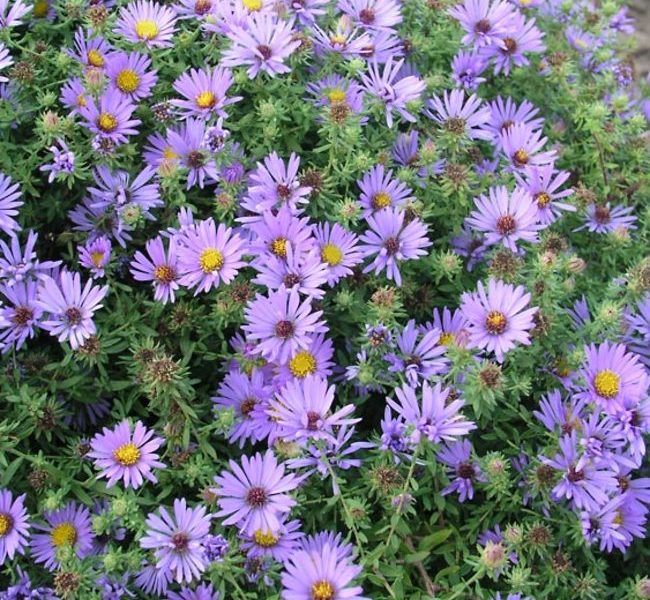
[281,542,368,600]
[172,67,241,119]
[384,320,448,386]
[387,381,475,444]
[168,583,221,600]
[78,236,111,278]
[437,440,486,502]
[130,236,180,304]
[0,490,29,565]
[212,368,273,448]
[39,138,75,183]
[532,390,584,435]
[0,0,31,28]
[514,165,574,225]
[88,420,165,489]
[67,28,113,70]
[168,119,220,189]
[360,57,426,128]
[175,0,217,19]
[177,218,246,295]
[287,0,327,26]
[240,518,303,563]
[221,14,300,79]
[482,96,544,144]
[276,333,335,384]
[541,432,618,511]
[305,74,365,110]
[425,89,492,141]
[36,271,109,349]
[460,279,537,362]
[0,230,59,286]
[243,286,327,364]
[357,164,414,217]
[481,13,545,76]
[338,0,402,31]
[80,91,141,146]
[576,342,648,413]
[575,203,637,235]
[269,375,358,442]
[115,0,178,48]
[428,307,470,348]
[359,206,431,287]
[0,172,22,236]
[465,185,541,251]
[106,51,158,101]
[31,502,94,570]
[313,222,363,286]
[448,0,516,47]
[0,281,43,353]
[451,50,488,90]
[311,17,371,59]
[212,450,301,535]
[140,498,212,584]
[500,122,557,172]
[60,76,89,116]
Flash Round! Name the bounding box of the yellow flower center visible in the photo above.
[51,522,77,548]
[535,192,551,208]
[554,357,570,378]
[439,332,455,346]
[613,511,623,526]
[90,251,105,268]
[135,19,159,40]
[154,265,175,284]
[513,149,529,166]
[196,91,217,109]
[321,243,343,266]
[33,0,48,18]
[311,581,335,600]
[328,88,346,103]
[97,112,118,133]
[113,442,141,466]
[372,191,391,210]
[77,94,87,108]
[270,237,288,258]
[288,350,317,378]
[162,146,178,160]
[116,69,140,93]
[87,49,105,67]
[0,513,13,537]
[330,34,346,45]
[594,369,620,399]
[199,248,224,273]
[242,0,262,10]
[485,310,507,334]
[253,529,279,547]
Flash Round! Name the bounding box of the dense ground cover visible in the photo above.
[0,0,649,598]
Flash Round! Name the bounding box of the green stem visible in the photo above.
[444,570,482,600]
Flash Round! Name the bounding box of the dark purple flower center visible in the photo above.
[503,37,518,54]
[496,214,516,235]
[405,354,421,367]
[458,462,475,479]
[306,410,321,431]
[359,7,375,24]
[283,273,301,287]
[276,184,291,199]
[275,320,295,339]
[474,18,491,34]
[594,204,611,224]
[384,236,400,256]
[172,532,189,552]
[241,398,257,417]
[617,475,630,491]
[567,466,585,483]
[257,44,273,60]
[65,307,83,326]
[246,486,268,507]
[11,306,33,326]
[187,150,205,169]
[194,0,211,14]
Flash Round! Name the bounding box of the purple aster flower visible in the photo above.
[88,419,165,489]
[78,235,111,278]
[239,518,303,562]
[288,0,327,26]
[0,230,59,286]
[212,450,301,535]
[540,432,618,511]
[0,172,22,236]
[338,0,402,31]
[465,185,541,251]
[451,224,489,271]
[269,375,358,442]
[243,286,327,363]
[0,42,13,83]
[276,332,335,385]
[448,0,516,47]
[482,96,544,145]
[380,405,413,457]
[177,218,246,295]
[306,73,365,110]
[175,0,217,19]
[80,91,141,146]
[31,502,94,570]
[437,439,485,502]
[609,395,650,465]
[130,235,179,304]
[312,17,372,59]
[106,51,158,101]
[0,281,43,353]
[360,57,426,128]
[575,342,648,413]
[0,490,29,565]
[357,164,415,217]
[581,496,627,552]
[384,320,448,386]
[514,165,574,225]
[115,0,177,48]
[451,50,488,90]
[427,307,470,348]
[39,138,76,183]
[460,279,538,362]
[172,67,241,119]
[575,203,637,235]
[37,271,108,349]
[313,222,363,286]
[0,0,32,28]
[533,390,584,435]
[359,207,431,286]
[135,561,172,596]
[168,583,221,600]
[221,14,300,78]
[425,88,492,140]
[140,498,212,584]
[202,533,229,562]
[578,412,629,468]
[500,122,556,172]
[96,574,133,599]
[281,542,368,600]
[66,28,113,70]
[387,381,475,444]
[168,118,220,188]
[60,76,89,115]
